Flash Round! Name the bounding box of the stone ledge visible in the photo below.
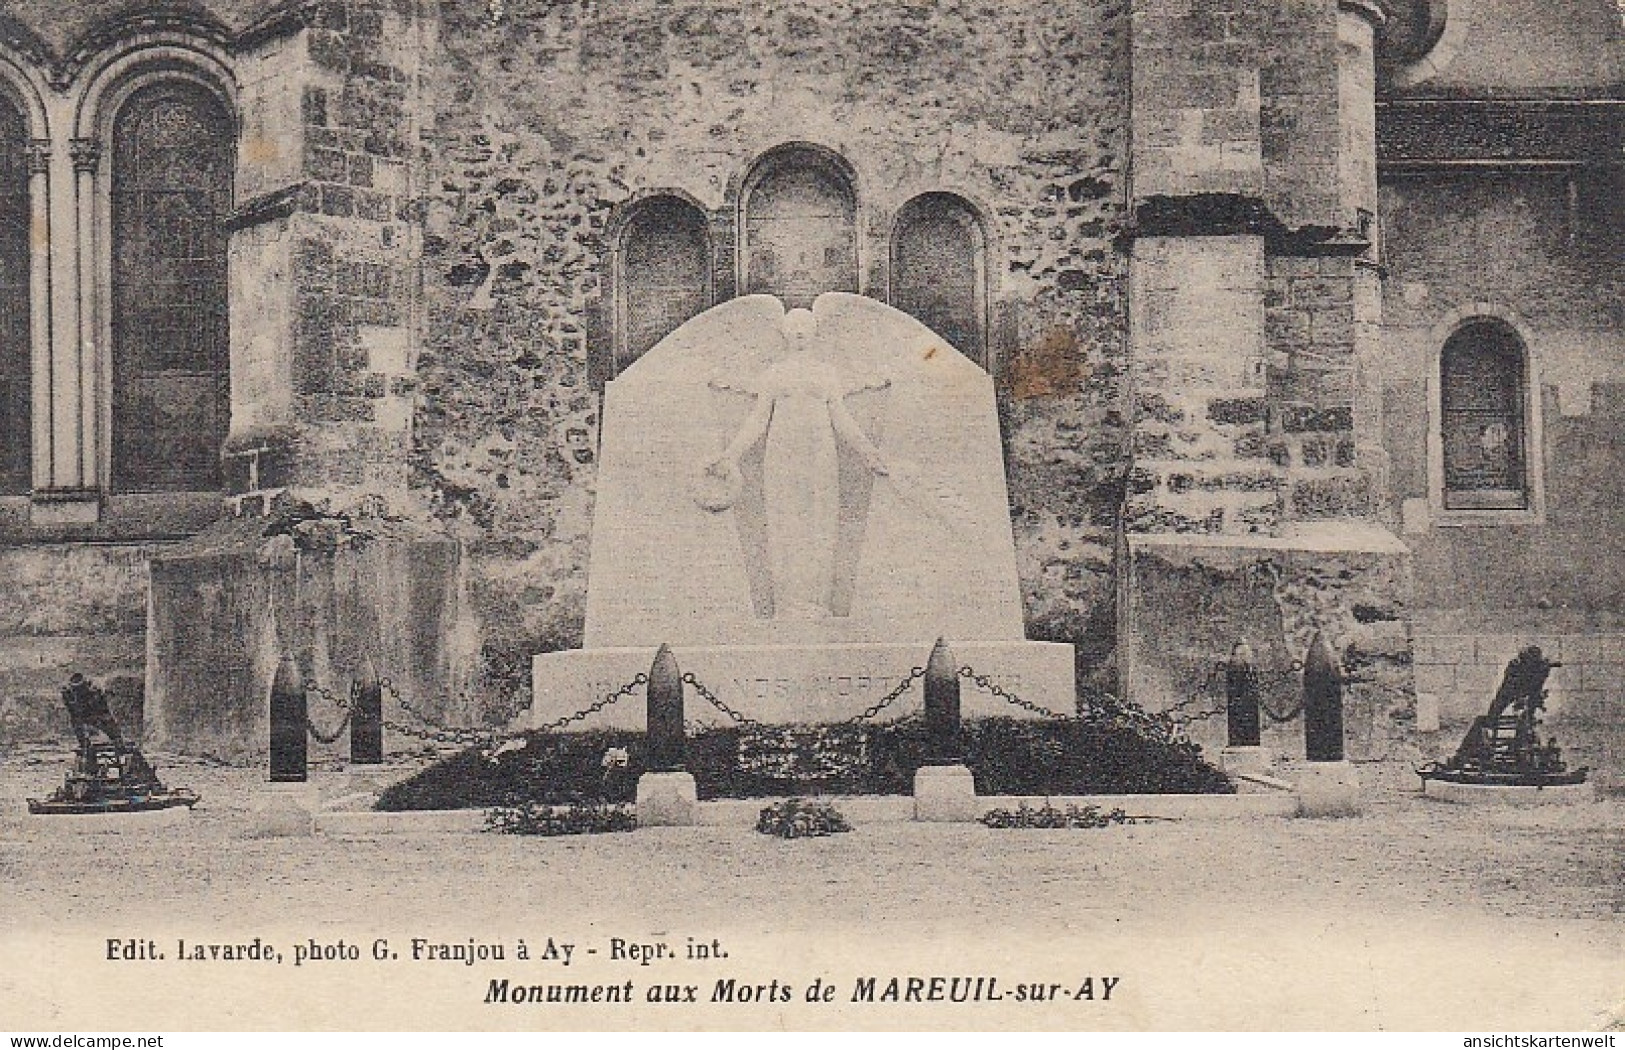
[1128,521,1409,555]
[532,640,1077,732]
[1422,779,1597,806]
[291,791,1294,833]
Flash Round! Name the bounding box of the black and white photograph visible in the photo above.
[0,0,1619,1034]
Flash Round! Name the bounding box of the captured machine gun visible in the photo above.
[26,674,199,815]
[1417,646,1588,787]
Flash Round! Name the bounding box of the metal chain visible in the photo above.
[681,672,762,727]
[303,682,354,744]
[847,667,924,724]
[534,673,649,733]
[380,679,494,746]
[952,663,1193,745]
[957,666,1075,720]
[1167,660,1304,725]
[381,716,483,747]
[305,681,353,712]
[306,710,352,745]
[1166,662,1227,726]
[1258,663,1305,723]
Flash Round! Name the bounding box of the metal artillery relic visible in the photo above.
[27,674,199,816]
[1417,646,1588,788]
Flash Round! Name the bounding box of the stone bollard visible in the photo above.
[349,658,384,766]
[915,637,978,822]
[1219,641,1271,777]
[637,644,696,827]
[1294,631,1361,818]
[253,654,315,837]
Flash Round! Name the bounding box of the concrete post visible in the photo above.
[922,636,962,764]
[645,643,685,773]
[1303,631,1345,762]
[254,653,315,836]
[1225,641,1263,748]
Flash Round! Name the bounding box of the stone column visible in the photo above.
[1126,231,1273,535]
[1122,0,1279,732]
[25,139,50,492]
[150,3,475,761]
[70,137,99,491]
[1338,0,1391,512]
[32,136,98,521]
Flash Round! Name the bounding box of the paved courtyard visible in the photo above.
[0,749,1620,1032]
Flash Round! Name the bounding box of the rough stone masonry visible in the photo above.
[0,0,1614,782]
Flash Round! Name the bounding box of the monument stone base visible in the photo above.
[247,782,318,838]
[1422,778,1595,806]
[636,772,698,827]
[533,640,1076,731]
[1291,760,1363,818]
[913,764,979,822]
[1220,746,1274,778]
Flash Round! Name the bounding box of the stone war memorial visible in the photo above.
[0,0,1613,793]
[0,0,1621,1033]
[534,293,1074,728]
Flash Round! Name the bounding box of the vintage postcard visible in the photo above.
[0,0,1620,1034]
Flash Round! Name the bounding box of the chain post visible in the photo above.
[923,638,962,764]
[351,657,384,764]
[1224,640,1263,747]
[1303,631,1345,762]
[646,644,686,772]
[269,654,307,783]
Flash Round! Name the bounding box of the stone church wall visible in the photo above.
[1377,165,1624,784]
[414,0,1134,696]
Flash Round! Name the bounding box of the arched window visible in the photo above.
[740,146,857,310]
[0,98,28,495]
[1439,320,1529,511]
[110,80,233,493]
[891,192,988,367]
[616,195,711,372]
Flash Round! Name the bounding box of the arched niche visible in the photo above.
[738,144,858,311]
[615,193,712,373]
[890,192,989,368]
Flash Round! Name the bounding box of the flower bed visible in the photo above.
[375,711,1233,812]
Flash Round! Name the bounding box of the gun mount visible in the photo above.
[27,674,199,816]
[1417,646,1588,788]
